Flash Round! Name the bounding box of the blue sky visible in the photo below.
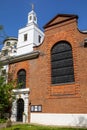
[0,0,87,40]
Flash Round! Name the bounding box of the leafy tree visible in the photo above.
[0,25,15,119]
[0,64,16,119]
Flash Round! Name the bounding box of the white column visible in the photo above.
[11,100,17,122]
[23,93,29,123]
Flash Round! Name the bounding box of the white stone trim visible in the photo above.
[30,113,87,127]
[11,88,30,123]
[13,88,30,94]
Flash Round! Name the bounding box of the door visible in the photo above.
[17,98,24,122]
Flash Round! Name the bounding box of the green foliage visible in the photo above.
[0,64,16,119]
[0,118,6,123]
[0,124,87,130]
[0,79,15,116]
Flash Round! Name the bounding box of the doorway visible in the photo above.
[17,98,24,122]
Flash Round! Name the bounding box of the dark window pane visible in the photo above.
[52,67,74,77]
[52,59,73,69]
[51,41,74,84]
[51,51,72,61]
[24,34,27,41]
[38,35,41,43]
[52,42,71,54]
[52,75,74,84]
[17,70,26,88]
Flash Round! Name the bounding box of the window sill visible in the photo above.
[51,82,75,86]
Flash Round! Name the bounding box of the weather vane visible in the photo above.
[31,3,34,10]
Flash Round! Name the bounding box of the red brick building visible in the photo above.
[1,10,87,127]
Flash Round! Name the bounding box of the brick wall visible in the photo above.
[9,61,30,88]
[9,15,87,116]
[32,16,87,113]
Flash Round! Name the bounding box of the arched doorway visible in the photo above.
[17,98,24,122]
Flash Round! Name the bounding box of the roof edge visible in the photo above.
[43,14,78,29]
[3,37,18,43]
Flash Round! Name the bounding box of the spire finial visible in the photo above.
[31,3,34,10]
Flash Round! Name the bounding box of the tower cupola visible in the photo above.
[27,4,37,26]
[17,4,44,56]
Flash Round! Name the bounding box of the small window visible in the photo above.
[29,16,32,20]
[84,43,87,47]
[14,50,16,53]
[17,69,26,88]
[3,50,8,56]
[24,34,27,41]
[6,42,10,46]
[38,35,41,43]
[34,16,36,21]
[14,42,17,49]
[84,39,87,47]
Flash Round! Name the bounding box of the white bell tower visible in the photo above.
[27,4,37,26]
[17,4,44,56]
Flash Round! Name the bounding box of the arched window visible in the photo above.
[17,69,26,88]
[51,41,75,84]
[29,16,32,20]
